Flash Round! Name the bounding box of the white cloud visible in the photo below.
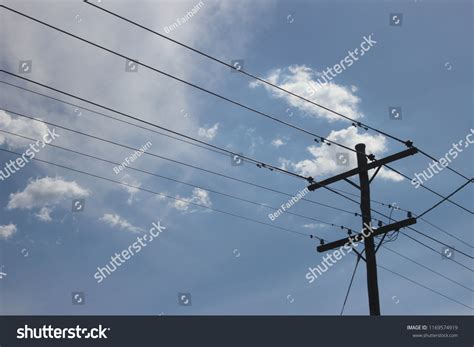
[281,126,403,181]
[0,110,50,149]
[271,138,286,148]
[0,223,17,239]
[35,207,53,222]
[7,177,90,210]
[155,194,167,201]
[198,123,219,140]
[99,213,143,233]
[249,65,363,121]
[120,174,141,205]
[171,188,212,212]
[244,127,264,155]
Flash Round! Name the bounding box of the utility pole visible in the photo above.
[356,143,379,315]
[308,143,418,316]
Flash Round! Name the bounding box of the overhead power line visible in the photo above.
[8,79,471,253]
[0,80,228,158]
[381,245,473,292]
[330,186,473,249]
[2,70,470,219]
[384,164,473,215]
[376,262,473,311]
[312,179,473,268]
[0,5,371,162]
[417,179,473,218]
[1,129,471,293]
[0,147,314,239]
[83,0,472,183]
[0,107,365,223]
[5,105,471,265]
[0,70,306,182]
[0,80,364,218]
[1,3,471,258]
[3,108,310,187]
[0,128,355,235]
[417,217,473,249]
[1,3,471,315]
[340,256,360,315]
[397,232,472,272]
[324,183,474,260]
[1,2,469,213]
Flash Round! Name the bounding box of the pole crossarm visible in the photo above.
[317,217,417,253]
[307,147,418,191]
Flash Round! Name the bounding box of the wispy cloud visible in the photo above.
[271,138,286,148]
[198,123,219,140]
[99,213,143,233]
[171,188,212,213]
[120,174,142,205]
[35,207,53,222]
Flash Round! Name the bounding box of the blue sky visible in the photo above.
[0,0,472,315]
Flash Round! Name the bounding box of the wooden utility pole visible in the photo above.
[308,143,418,315]
[356,143,379,315]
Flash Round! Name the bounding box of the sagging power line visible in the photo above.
[83,0,472,183]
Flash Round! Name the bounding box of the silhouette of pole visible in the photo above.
[356,143,380,316]
[310,144,418,315]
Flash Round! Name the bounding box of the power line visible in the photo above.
[0,80,229,158]
[331,186,473,249]
[416,148,471,182]
[330,187,474,260]
[340,256,360,315]
[2,4,471,260]
[0,129,355,235]
[0,147,315,240]
[376,263,473,311]
[0,77,411,224]
[339,247,473,313]
[315,182,474,269]
[2,79,370,219]
[2,63,470,216]
[404,227,473,260]
[398,232,473,273]
[83,0,472,183]
[0,5,370,162]
[0,107,363,220]
[0,71,306,182]
[418,216,473,249]
[384,164,473,215]
[381,245,473,292]
[417,179,473,218]
[2,129,470,294]
[2,3,471,314]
